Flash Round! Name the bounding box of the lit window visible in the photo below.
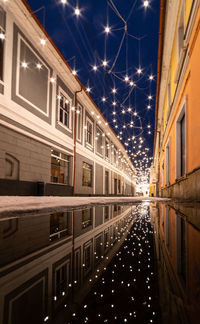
[96,126,103,155]
[54,260,70,300]
[82,162,92,187]
[51,150,70,184]
[82,208,92,229]
[86,119,93,146]
[105,139,109,159]
[76,104,82,141]
[59,93,71,129]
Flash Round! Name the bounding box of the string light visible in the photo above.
[61,0,67,4]
[74,7,81,16]
[102,60,108,67]
[112,88,117,94]
[36,63,42,69]
[21,62,28,68]
[72,69,77,75]
[137,67,142,74]
[143,1,150,8]
[50,77,55,83]
[0,32,5,40]
[105,26,111,34]
[92,65,98,71]
[102,97,106,102]
[149,74,154,80]
[40,38,46,45]
[148,95,152,100]
[124,75,129,82]
[86,87,91,92]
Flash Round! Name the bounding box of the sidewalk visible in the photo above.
[0,196,170,216]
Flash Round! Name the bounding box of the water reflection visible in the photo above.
[153,202,200,324]
[0,204,136,324]
[1,201,200,324]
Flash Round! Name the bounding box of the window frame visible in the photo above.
[82,162,93,187]
[57,87,72,132]
[165,138,170,185]
[76,103,82,142]
[51,149,70,185]
[96,125,103,156]
[0,6,6,84]
[175,99,186,179]
[85,116,94,148]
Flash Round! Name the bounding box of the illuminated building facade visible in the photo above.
[0,0,135,196]
[153,0,200,199]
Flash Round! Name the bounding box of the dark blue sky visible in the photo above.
[26,0,160,175]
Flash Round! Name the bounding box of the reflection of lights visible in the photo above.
[21,62,28,68]
[40,39,46,45]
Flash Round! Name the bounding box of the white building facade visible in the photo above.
[0,0,136,196]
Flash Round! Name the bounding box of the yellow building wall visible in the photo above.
[159,2,200,191]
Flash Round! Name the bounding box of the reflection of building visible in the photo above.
[0,0,135,196]
[153,202,200,324]
[153,0,200,199]
[0,205,135,324]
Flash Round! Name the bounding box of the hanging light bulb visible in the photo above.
[93,65,98,71]
[105,26,111,34]
[143,1,150,8]
[148,95,152,100]
[112,101,116,106]
[36,63,42,69]
[130,81,135,87]
[40,38,46,45]
[102,60,108,67]
[112,88,117,94]
[21,61,28,68]
[0,32,5,40]
[74,7,80,16]
[72,69,77,75]
[61,0,67,3]
[137,67,142,74]
[147,105,151,109]
[149,74,154,80]
[124,75,129,82]
[86,87,91,92]
[102,97,106,102]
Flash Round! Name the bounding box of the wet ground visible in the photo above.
[1,201,200,324]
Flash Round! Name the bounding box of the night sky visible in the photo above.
[26,0,160,182]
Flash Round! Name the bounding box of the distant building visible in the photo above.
[153,0,200,199]
[0,0,136,196]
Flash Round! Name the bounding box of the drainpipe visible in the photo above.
[73,87,83,196]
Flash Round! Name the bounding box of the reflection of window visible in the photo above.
[105,171,109,195]
[177,215,187,287]
[104,206,109,220]
[59,93,71,129]
[96,126,103,155]
[51,150,70,184]
[83,240,92,275]
[86,119,93,146]
[104,229,109,251]
[177,4,184,59]
[118,179,121,193]
[0,8,5,82]
[95,234,103,264]
[55,261,70,300]
[82,208,92,229]
[82,162,92,187]
[50,212,69,241]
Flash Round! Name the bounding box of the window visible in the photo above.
[83,240,93,275]
[105,171,109,195]
[180,114,186,176]
[176,103,186,178]
[167,79,171,119]
[113,148,117,164]
[76,104,82,141]
[0,7,5,82]
[86,118,93,146]
[165,207,170,251]
[55,261,70,300]
[105,138,109,158]
[165,141,170,185]
[177,4,185,59]
[104,206,109,220]
[82,208,92,229]
[49,212,69,241]
[82,162,92,187]
[96,126,103,155]
[177,215,187,287]
[118,179,121,193]
[51,150,70,184]
[59,93,71,129]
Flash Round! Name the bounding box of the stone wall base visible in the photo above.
[161,167,200,200]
